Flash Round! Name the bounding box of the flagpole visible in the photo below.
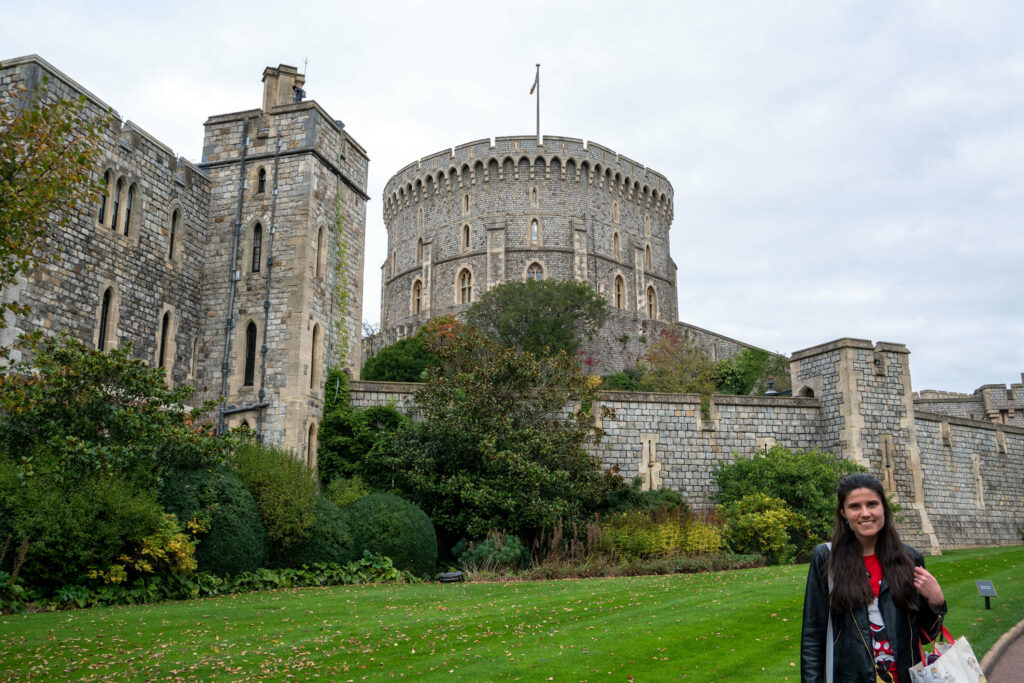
[535,63,540,144]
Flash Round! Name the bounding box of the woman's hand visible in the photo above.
[914,567,945,609]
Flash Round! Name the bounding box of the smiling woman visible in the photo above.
[800,473,947,683]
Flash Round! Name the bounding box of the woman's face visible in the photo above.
[840,487,885,546]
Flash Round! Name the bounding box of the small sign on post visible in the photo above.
[976,580,997,610]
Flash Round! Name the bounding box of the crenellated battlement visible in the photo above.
[383,135,674,222]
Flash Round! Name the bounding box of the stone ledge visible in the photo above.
[915,410,1024,435]
[791,337,875,360]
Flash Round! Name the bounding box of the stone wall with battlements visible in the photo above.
[914,379,1024,428]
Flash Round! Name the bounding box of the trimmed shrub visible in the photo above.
[273,497,357,568]
[681,522,725,555]
[345,493,437,578]
[160,467,268,576]
[324,476,371,508]
[453,531,530,572]
[228,442,317,551]
[718,493,811,565]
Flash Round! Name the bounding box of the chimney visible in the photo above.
[262,64,305,112]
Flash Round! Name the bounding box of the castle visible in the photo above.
[0,55,368,462]
[3,55,1022,552]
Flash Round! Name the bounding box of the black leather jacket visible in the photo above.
[800,543,946,682]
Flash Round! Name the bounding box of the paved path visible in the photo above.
[984,617,1024,683]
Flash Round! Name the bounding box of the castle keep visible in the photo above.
[0,55,367,461]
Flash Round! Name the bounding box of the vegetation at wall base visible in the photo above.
[2,546,1019,680]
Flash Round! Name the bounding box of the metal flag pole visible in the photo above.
[531,63,540,143]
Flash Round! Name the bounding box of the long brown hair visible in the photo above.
[826,473,916,612]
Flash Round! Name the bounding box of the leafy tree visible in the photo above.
[711,445,866,542]
[636,326,718,396]
[466,279,608,358]
[714,348,771,395]
[718,492,811,565]
[0,74,109,350]
[361,334,436,382]
[369,322,624,543]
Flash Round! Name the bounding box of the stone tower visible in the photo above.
[790,338,940,554]
[195,64,369,464]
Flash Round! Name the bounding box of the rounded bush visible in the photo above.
[160,467,268,576]
[345,493,437,577]
[273,497,357,568]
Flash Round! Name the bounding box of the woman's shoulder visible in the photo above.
[902,544,926,565]
[810,542,831,565]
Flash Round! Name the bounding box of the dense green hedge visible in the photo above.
[160,467,268,576]
[273,498,356,569]
[345,494,437,578]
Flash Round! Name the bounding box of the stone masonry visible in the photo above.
[1,55,368,462]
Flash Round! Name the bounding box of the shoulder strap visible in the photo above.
[825,543,833,683]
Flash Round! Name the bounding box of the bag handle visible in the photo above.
[917,625,955,663]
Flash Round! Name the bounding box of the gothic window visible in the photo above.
[462,224,471,251]
[417,207,424,231]
[530,187,538,206]
[123,184,134,236]
[458,269,472,304]
[158,311,170,369]
[530,218,540,244]
[416,238,424,263]
[463,194,470,214]
[168,210,180,260]
[412,279,422,314]
[613,232,621,260]
[98,171,110,224]
[310,323,321,390]
[243,322,257,387]
[614,276,625,310]
[257,168,267,194]
[112,178,122,231]
[391,250,397,277]
[315,227,324,279]
[646,286,657,319]
[527,262,543,281]
[645,245,652,270]
[98,288,112,350]
[306,422,317,467]
[251,223,262,273]
[645,212,651,236]
[613,200,619,224]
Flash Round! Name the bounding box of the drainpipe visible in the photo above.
[255,134,282,442]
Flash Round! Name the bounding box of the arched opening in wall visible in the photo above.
[412,279,422,314]
[458,269,472,304]
[158,311,170,370]
[613,201,619,223]
[645,245,652,270]
[251,223,263,273]
[315,227,325,279]
[244,322,257,387]
[463,193,470,214]
[190,337,198,379]
[168,209,180,260]
[527,262,543,281]
[614,276,625,310]
[799,387,815,398]
[645,212,651,236]
[646,286,657,319]
[307,422,317,468]
[310,323,321,391]
[613,232,621,260]
[240,419,250,430]
[487,158,499,182]
[416,238,423,263]
[112,178,123,231]
[530,218,540,245]
[518,156,530,180]
[462,224,471,251]
[566,159,576,181]
[474,161,484,184]
[123,184,135,236]
[417,206,424,231]
[97,288,113,351]
[98,170,110,224]
[257,168,267,194]
[530,187,538,206]
[391,250,397,277]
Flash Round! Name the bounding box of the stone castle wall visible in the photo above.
[372,135,679,375]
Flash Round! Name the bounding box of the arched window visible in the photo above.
[112,178,123,231]
[613,232,621,260]
[251,223,262,273]
[168,210,180,260]
[257,168,267,194]
[310,324,320,390]
[645,212,651,236]
[417,207,424,231]
[527,262,543,281]
[98,288,112,351]
[530,187,538,206]
[391,250,397,276]
[416,238,423,263]
[463,194,470,214]
[307,423,317,468]
[645,245,652,270]
[614,276,625,310]
[98,171,110,224]
[315,227,324,279]
[462,224,470,251]
[412,279,422,314]
[530,218,539,244]
[613,200,619,223]
[458,269,472,304]
[646,286,657,319]
[123,184,134,235]
[158,311,170,369]
[244,322,257,386]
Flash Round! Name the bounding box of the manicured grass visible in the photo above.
[2,546,1021,681]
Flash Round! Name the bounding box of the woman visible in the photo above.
[801,473,946,682]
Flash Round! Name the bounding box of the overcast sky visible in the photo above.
[4,1,1022,393]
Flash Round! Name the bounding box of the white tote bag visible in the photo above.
[908,626,987,683]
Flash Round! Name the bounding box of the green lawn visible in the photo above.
[2,546,1021,681]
